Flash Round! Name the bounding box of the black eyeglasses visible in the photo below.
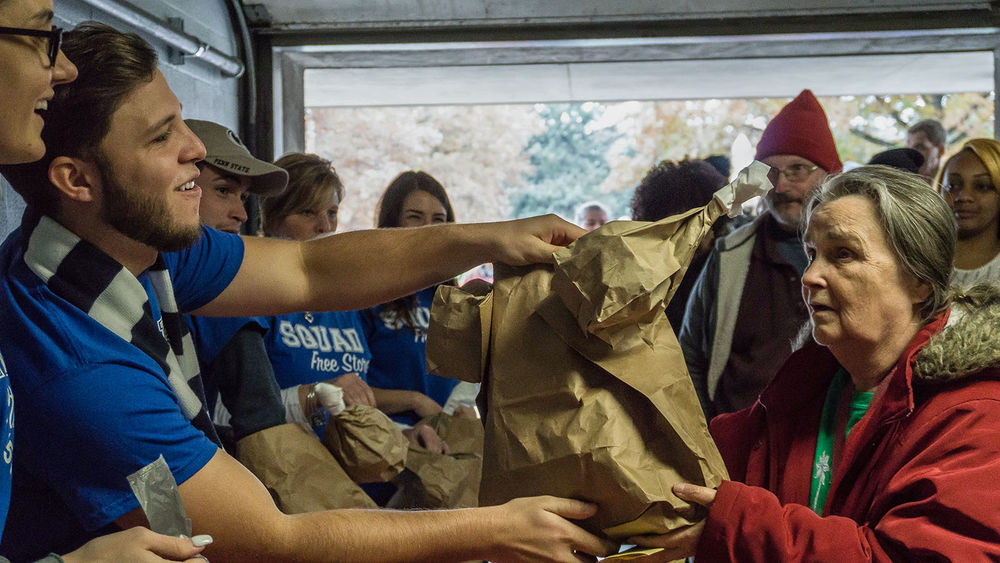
[0,26,63,67]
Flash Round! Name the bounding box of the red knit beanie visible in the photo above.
[755,89,843,173]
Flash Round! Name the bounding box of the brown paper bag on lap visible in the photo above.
[237,423,377,511]
[389,413,484,509]
[323,404,409,483]
[390,447,483,509]
[428,197,739,540]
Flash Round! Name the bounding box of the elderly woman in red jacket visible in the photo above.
[634,165,1000,561]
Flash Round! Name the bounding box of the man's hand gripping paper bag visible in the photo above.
[426,162,773,540]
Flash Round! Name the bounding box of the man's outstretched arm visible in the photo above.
[194,215,584,317]
[119,450,616,563]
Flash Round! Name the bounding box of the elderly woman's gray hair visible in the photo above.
[805,165,956,323]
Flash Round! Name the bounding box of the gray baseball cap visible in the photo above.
[186,119,288,196]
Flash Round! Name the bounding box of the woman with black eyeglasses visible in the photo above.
[1,2,209,561]
[937,138,1000,287]
[0,0,75,164]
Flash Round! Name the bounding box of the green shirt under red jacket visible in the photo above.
[702,307,1000,561]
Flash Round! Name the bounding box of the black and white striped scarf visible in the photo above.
[23,216,220,445]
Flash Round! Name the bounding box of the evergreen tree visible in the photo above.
[510,103,623,220]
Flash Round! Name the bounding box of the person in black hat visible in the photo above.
[867,147,925,176]
[185,119,288,234]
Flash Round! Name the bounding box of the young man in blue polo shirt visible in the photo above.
[0,21,613,563]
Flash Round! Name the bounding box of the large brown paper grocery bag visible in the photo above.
[427,162,772,539]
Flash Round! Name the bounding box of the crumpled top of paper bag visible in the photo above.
[323,404,409,483]
[237,422,378,512]
[551,160,772,347]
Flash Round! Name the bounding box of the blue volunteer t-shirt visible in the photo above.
[0,225,243,560]
[362,287,457,425]
[266,310,371,436]
[266,310,371,388]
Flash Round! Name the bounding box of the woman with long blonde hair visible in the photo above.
[937,138,1000,287]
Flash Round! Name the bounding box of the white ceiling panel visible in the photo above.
[259,0,988,28]
[304,51,993,107]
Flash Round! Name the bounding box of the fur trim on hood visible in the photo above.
[913,282,1000,383]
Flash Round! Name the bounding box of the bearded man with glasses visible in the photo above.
[680,89,842,419]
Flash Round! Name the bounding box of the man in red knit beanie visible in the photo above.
[680,89,842,418]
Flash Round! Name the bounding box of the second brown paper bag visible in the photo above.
[388,413,484,509]
[323,404,409,483]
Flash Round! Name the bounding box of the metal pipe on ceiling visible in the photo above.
[224,0,262,234]
[77,0,245,77]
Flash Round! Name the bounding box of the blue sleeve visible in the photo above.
[15,361,218,530]
[162,226,244,312]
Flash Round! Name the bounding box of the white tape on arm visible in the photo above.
[314,382,346,416]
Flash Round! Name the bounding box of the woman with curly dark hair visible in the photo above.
[630,159,728,332]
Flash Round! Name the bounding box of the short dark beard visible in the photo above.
[765,192,805,231]
[95,152,202,252]
[768,192,804,206]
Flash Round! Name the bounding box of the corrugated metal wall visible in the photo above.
[1,0,241,239]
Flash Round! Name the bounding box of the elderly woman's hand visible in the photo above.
[672,482,717,507]
[624,484,716,561]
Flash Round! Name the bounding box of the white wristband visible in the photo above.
[280,386,309,426]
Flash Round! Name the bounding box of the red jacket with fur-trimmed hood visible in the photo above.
[699,291,1000,561]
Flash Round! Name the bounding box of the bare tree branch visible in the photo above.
[849,128,895,148]
[890,110,908,128]
[932,94,945,112]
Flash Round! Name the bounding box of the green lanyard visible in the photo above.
[809,368,874,514]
